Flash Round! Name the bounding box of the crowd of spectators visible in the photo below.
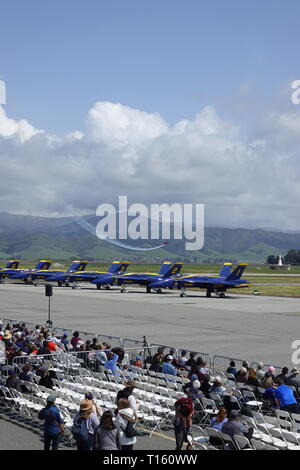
[2,319,300,451]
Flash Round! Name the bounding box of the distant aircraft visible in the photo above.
[10,260,88,285]
[47,261,130,289]
[114,261,183,293]
[149,262,250,297]
[0,260,51,283]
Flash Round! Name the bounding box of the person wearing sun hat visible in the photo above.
[72,398,100,450]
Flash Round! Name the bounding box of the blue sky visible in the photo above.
[1,0,299,133]
[0,0,300,231]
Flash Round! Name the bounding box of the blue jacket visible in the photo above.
[105,354,121,376]
[38,405,63,434]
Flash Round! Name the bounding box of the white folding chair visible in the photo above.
[233,434,253,450]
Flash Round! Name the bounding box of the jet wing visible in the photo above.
[91,276,114,285]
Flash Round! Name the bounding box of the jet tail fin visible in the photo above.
[67,261,88,273]
[4,260,20,269]
[226,263,247,281]
[34,260,52,270]
[219,262,233,278]
[160,262,183,277]
[107,261,130,274]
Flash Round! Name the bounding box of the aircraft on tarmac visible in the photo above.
[148,262,250,297]
[46,261,131,289]
[0,260,51,283]
[113,261,183,293]
[10,260,88,286]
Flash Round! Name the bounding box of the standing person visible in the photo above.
[116,380,139,419]
[174,397,194,451]
[38,395,64,451]
[115,398,137,450]
[84,392,103,418]
[72,399,100,450]
[93,410,120,450]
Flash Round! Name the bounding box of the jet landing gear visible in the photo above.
[180,288,186,298]
[120,285,127,293]
[218,291,226,298]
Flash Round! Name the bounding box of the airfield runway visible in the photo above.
[1,283,300,367]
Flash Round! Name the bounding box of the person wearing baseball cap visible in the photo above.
[161,355,177,377]
[221,409,253,448]
[37,394,64,450]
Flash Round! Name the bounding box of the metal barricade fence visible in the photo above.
[123,338,145,349]
[0,317,18,327]
[123,346,160,366]
[212,355,246,375]
[52,327,73,339]
[251,362,282,376]
[150,344,179,357]
[178,349,212,369]
[97,335,123,348]
[12,351,86,376]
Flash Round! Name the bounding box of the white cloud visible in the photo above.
[0,101,299,231]
[0,106,42,142]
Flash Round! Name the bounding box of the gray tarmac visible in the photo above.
[1,282,300,366]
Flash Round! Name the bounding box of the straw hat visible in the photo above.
[80,399,93,411]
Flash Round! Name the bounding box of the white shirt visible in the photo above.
[115,408,137,446]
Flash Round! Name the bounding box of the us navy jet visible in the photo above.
[114,261,183,293]
[47,261,130,289]
[10,260,88,286]
[149,262,250,297]
[0,260,51,283]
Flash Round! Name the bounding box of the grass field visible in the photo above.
[233,285,300,297]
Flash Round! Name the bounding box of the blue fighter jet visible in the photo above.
[113,261,183,293]
[148,262,250,297]
[10,260,88,286]
[0,260,51,283]
[47,261,131,289]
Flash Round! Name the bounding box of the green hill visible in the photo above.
[0,213,299,263]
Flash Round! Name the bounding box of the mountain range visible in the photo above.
[0,212,300,263]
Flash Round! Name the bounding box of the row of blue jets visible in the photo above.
[0,259,250,297]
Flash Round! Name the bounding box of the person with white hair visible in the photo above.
[210,377,227,396]
[186,380,205,400]
[256,362,265,381]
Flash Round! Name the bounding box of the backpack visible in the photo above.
[123,421,138,438]
[175,397,194,417]
[71,416,89,440]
